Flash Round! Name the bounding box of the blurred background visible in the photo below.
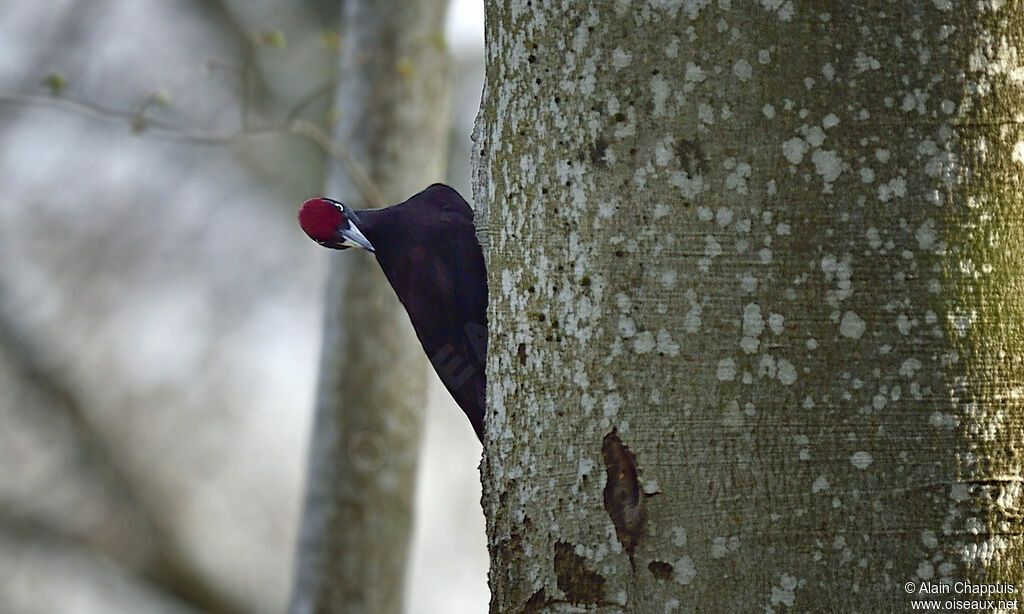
[0,1,486,612]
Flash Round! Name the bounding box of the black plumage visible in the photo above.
[298,184,487,441]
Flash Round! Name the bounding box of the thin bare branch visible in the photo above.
[288,119,383,208]
[0,80,382,205]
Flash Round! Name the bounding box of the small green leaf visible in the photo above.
[430,31,447,52]
[41,71,67,96]
[151,89,171,108]
[395,58,414,80]
[260,29,286,49]
[322,30,341,50]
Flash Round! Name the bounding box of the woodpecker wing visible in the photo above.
[359,185,487,441]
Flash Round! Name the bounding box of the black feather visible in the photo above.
[353,184,487,441]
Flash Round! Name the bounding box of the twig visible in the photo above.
[0,87,383,206]
[288,119,383,208]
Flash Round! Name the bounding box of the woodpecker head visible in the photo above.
[298,198,375,252]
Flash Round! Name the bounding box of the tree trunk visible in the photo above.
[476,2,1024,611]
[290,0,452,612]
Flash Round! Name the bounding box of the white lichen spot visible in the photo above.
[759,0,795,20]
[618,315,637,338]
[698,102,714,124]
[900,358,922,378]
[776,223,791,235]
[705,234,723,258]
[721,400,743,429]
[866,227,882,249]
[877,176,907,202]
[850,451,873,469]
[674,556,697,584]
[666,37,680,58]
[661,269,677,288]
[685,304,703,333]
[932,0,952,10]
[1012,141,1024,165]
[612,47,632,69]
[655,138,675,166]
[716,207,734,227]
[741,303,764,354]
[770,574,798,606]
[758,49,771,64]
[782,137,807,164]
[854,51,881,72]
[651,74,670,116]
[803,125,826,147]
[685,62,708,87]
[918,561,935,580]
[717,358,737,381]
[922,530,939,549]
[768,313,784,334]
[733,58,753,81]
[916,219,937,250]
[614,106,637,138]
[930,412,956,429]
[896,313,912,335]
[762,103,776,119]
[603,393,623,418]
[670,171,706,199]
[839,311,866,339]
[578,457,595,481]
[634,331,656,354]
[681,0,712,20]
[811,149,843,183]
[777,359,797,385]
[822,113,840,128]
[741,273,758,293]
[812,475,830,493]
[711,536,738,559]
[673,527,688,547]
[859,167,876,183]
[725,162,751,194]
[657,329,681,356]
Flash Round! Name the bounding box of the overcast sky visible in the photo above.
[446,0,484,50]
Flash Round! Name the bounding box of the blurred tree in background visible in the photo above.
[289,0,454,612]
[0,1,487,612]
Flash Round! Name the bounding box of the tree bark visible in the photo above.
[290,1,452,612]
[476,1,1024,611]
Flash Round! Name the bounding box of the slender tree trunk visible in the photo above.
[290,1,452,612]
[476,1,1024,611]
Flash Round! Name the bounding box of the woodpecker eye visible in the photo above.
[298,198,346,243]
